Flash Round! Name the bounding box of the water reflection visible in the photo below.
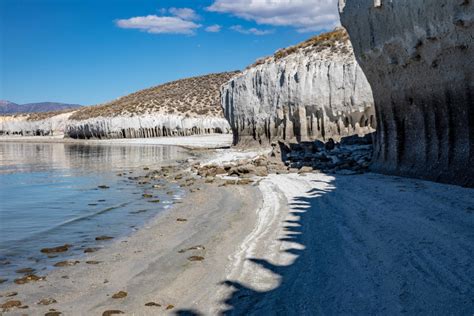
[0,142,189,283]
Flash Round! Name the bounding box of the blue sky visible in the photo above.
[0,0,339,105]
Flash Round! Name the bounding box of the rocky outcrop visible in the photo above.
[65,72,236,139]
[65,114,230,139]
[0,73,236,139]
[222,28,375,146]
[0,112,73,136]
[339,0,473,187]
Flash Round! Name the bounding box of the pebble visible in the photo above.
[111,291,127,299]
[14,274,45,284]
[0,300,22,309]
[37,298,57,305]
[187,256,205,262]
[176,218,188,222]
[145,302,161,307]
[54,260,80,267]
[103,310,124,315]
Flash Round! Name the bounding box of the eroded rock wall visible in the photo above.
[65,115,231,139]
[222,30,375,146]
[339,0,474,187]
[0,112,73,136]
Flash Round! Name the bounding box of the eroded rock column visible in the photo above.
[340,0,474,187]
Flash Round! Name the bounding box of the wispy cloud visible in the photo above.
[208,0,339,33]
[116,8,201,35]
[230,25,273,35]
[205,24,222,33]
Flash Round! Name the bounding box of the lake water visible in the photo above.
[0,142,189,283]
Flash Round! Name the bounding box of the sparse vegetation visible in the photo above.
[70,72,239,120]
[248,28,351,69]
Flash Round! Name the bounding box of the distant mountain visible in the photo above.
[0,100,81,114]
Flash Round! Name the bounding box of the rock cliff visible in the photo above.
[0,72,236,139]
[339,0,474,187]
[221,28,375,146]
[66,72,236,139]
[0,111,73,136]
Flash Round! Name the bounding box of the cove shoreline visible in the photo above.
[1,135,473,315]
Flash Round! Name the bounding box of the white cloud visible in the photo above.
[230,25,273,35]
[205,24,222,33]
[116,15,201,35]
[207,0,339,32]
[168,7,200,21]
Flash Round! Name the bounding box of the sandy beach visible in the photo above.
[0,138,473,315]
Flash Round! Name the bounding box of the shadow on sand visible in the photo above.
[176,174,474,315]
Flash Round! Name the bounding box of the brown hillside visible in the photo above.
[70,72,239,120]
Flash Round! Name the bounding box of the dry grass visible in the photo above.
[248,28,351,69]
[70,72,239,120]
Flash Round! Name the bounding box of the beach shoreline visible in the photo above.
[0,134,233,150]
[1,139,473,315]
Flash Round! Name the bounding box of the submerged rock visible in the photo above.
[40,244,71,254]
[84,247,100,253]
[54,260,80,267]
[95,235,113,241]
[15,267,35,274]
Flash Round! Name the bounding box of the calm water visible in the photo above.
[0,142,189,282]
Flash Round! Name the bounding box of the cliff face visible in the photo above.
[339,0,474,187]
[222,29,375,146]
[0,112,73,136]
[65,115,230,139]
[0,73,235,139]
[64,72,237,139]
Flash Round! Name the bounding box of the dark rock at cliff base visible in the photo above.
[325,138,335,151]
